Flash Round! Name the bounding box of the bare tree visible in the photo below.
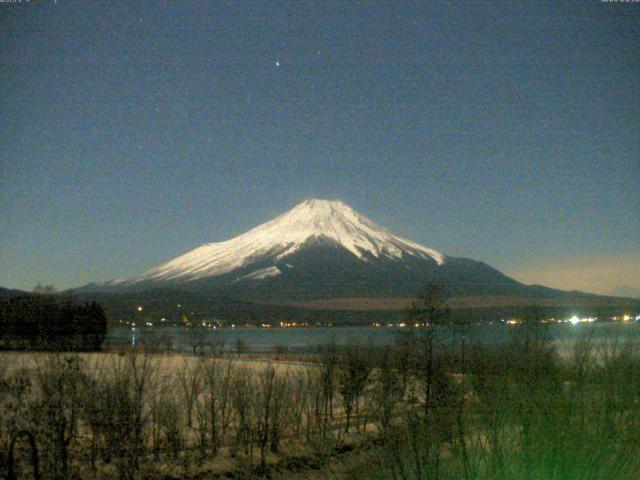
[33,354,85,480]
[252,364,291,474]
[230,366,254,459]
[395,283,452,479]
[289,371,309,437]
[407,284,450,423]
[149,372,183,460]
[82,345,159,480]
[318,342,338,434]
[337,343,372,433]
[185,324,210,356]
[201,357,222,455]
[178,359,203,429]
[6,430,40,480]
[303,367,325,440]
[373,345,404,432]
[1,369,40,480]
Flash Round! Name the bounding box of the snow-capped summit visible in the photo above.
[133,199,444,284]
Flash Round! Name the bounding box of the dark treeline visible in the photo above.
[0,295,107,351]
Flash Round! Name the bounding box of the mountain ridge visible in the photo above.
[131,199,444,285]
[76,199,635,310]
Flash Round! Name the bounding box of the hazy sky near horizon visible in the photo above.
[1,1,638,295]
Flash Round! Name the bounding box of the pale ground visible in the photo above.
[2,334,636,375]
[0,350,312,377]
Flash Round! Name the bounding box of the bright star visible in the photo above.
[275,61,280,67]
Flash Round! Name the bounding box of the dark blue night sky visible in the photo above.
[1,1,638,294]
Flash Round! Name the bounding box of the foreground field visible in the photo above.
[2,324,640,479]
[0,351,308,377]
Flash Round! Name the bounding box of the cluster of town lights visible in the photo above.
[126,304,639,329]
[279,321,309,328]
[568,315,595,325]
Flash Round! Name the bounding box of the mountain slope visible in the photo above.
[134,199,444,284]
[0,287,33,297]
[86,199,630,305]
[121,198,522,300]
[69,199,640,321]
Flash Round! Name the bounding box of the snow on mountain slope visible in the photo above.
[133,199,444,283]
[236,266,282,282]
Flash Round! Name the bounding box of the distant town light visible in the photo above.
[569,315,580,325]
[137,306,143,312]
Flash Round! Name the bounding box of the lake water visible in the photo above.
[106,321,640,354]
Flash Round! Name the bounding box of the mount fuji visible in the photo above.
[74,199,638,322]
[89,199,538,300]
[136,199,444,284]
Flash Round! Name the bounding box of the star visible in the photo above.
[275,61,280,67]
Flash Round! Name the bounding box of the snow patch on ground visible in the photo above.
[238,266,282,282]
